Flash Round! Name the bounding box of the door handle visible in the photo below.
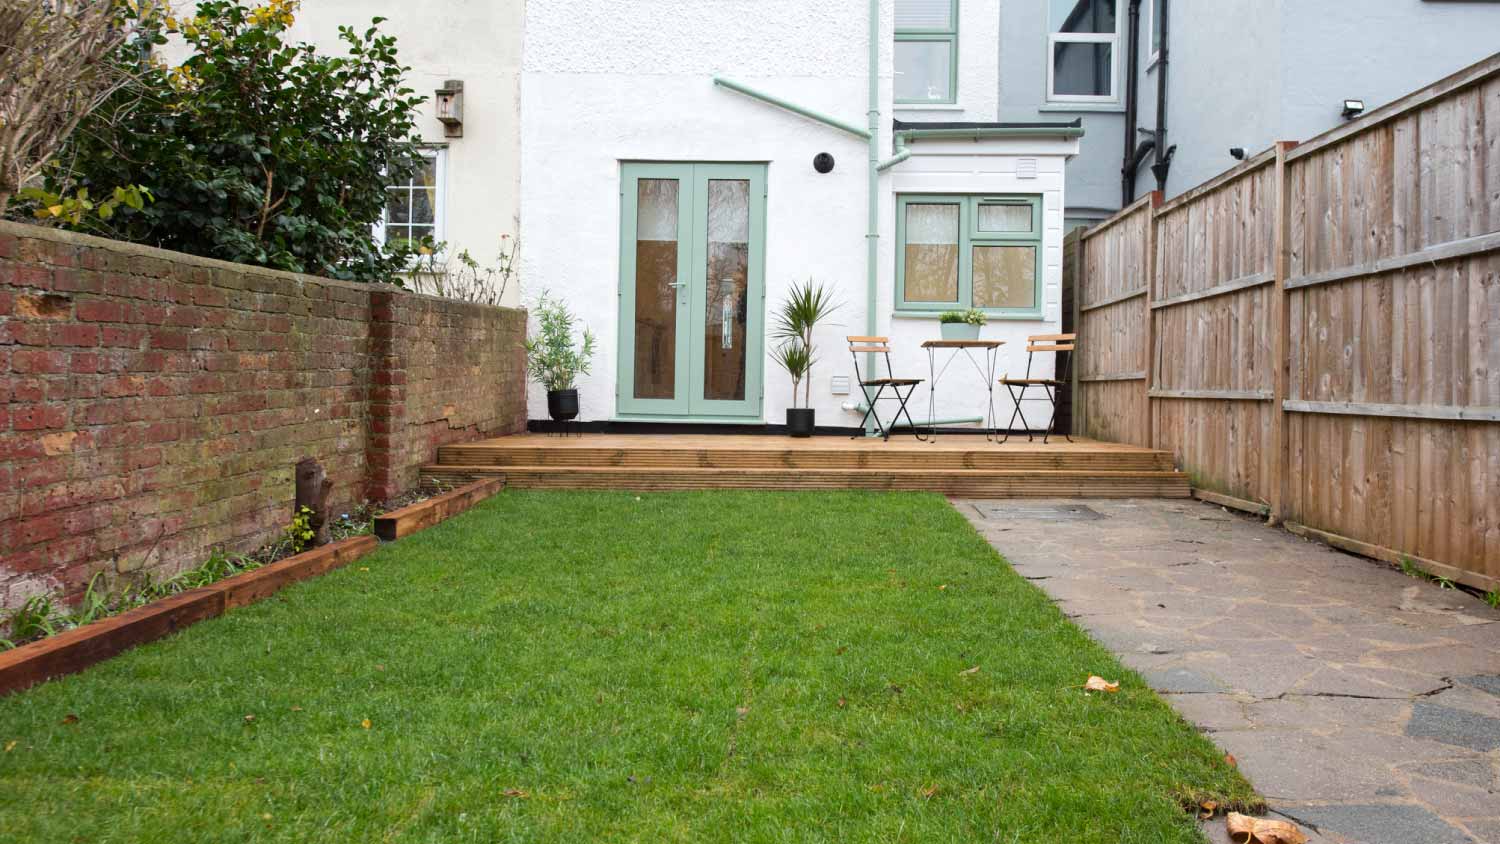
[669,281,686,288]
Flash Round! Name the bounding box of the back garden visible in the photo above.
[0,491,1253,842]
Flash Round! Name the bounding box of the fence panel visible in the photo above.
[1070,52,1500,589]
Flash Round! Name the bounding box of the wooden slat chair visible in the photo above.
[999,333,1075,444]
[848,336,923,440]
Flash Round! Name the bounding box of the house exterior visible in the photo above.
[520,0,1082,428]
[1008,0,1500,225]
[284,0,525,305]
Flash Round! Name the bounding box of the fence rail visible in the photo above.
[1067,51,1500,591]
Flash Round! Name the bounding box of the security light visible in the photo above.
[1341,99,1365,120]
[1229,147,1246,160]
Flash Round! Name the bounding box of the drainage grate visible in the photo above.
[970,504,1105,522]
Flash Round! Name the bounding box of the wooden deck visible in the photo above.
[421,434,1190,497]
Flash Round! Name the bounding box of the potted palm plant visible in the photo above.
[772,278,838,437]
[525,292,596,421]
[939,308,986,341]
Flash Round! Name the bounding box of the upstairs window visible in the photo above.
[1047,0,1120,103]
[895,0,958,105]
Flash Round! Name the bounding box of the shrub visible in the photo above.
[38,0,426,283]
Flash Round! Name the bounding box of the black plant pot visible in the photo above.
[786,407,815,438]
[547,389,580,422]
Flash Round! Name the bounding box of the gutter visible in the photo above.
[894,125,1085,142]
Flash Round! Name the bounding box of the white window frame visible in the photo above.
[1046,0,1122,104]
[373,145,447,250]
[1146,0,1162,68]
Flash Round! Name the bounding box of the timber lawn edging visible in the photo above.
[0,479,503,696]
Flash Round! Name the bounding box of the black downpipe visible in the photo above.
[1120,0,1142,207]
[1150,0,1175,193]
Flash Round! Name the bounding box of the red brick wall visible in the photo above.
[0,222,525,608]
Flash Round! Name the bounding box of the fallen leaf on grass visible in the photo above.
[938,584,948,591]
[502,789,530,799]
[360,718,372,730]
[1224,753,1237,768]
[959,665,981,676]
[1198,800,1218,819]
[243,714,256,723]
[4,741,15,752]
[290,706,303,712]
[358,567,370,572]
[1226,812,1307,844]
[919,784,940,799]
[836,697,846,709]
[60,714,79,725]
[1084,675,1120,693]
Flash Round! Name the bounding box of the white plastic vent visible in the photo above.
[1017,158,1038,179]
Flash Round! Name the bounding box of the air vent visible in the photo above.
[830,375,850,395]
[1017,158,1038,179]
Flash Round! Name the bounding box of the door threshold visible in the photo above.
[609,416,765,425]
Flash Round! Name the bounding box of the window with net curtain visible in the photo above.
[895,0,957,104]
[1048,0,1119,102]
[897,195,1042,315]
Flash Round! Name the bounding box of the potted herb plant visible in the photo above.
[939,308,986,341]
[772,278,838,437]
[525,292,596,421]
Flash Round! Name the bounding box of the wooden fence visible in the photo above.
[1069,52,1500,591]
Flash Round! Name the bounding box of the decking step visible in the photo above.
[419,465,1192,498]
[435,445,1176,472]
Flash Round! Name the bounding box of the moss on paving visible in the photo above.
[0,491,1255,842]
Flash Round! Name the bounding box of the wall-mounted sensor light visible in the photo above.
[1341,99,1365,120]
[1229,147,1246,161]
[813,152,835,174]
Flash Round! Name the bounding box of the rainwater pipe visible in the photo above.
[841,399,983,430]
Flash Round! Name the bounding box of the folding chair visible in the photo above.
[1000,333,1075,444]
[848,336,923,440]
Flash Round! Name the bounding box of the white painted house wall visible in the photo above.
[284,0,525,305]
[521,0,1078,428]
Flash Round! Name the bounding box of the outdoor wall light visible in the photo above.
[1341,99,1365,120]
[1229,147,1246,160]
[435,80,464,138]
[813,152,835,174]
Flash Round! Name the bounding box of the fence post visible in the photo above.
[1267,141,1298,525]
[1142,191,1163,448]
[1065,228,1084,436]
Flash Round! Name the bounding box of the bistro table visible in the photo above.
[917,339,1006,442]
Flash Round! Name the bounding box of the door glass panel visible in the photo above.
[703,179,750,402]
[978,203,1032,233]
[903,203,960,302]
[634,179,679,399]
[973,245,1037,309]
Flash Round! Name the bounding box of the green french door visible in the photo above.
[618,162,766,419]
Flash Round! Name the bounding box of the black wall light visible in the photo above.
[1341,99,1365,120]
[813,152,835,174]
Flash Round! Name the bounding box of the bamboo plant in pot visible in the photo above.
[772,278,838,437]
[525,293,596,422]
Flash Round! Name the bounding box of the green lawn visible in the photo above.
[0,491,1253,842]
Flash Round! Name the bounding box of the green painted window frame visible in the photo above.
[895,193,1044,319]
[894,0,959,105]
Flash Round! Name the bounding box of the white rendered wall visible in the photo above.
[521,0,1076,428]
[284,0,524,304]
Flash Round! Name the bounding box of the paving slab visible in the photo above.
[956,497,1500,844]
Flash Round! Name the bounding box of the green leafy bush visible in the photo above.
[40,0,425,283]
[938,308,987,326]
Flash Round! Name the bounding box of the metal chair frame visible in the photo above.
[1000,334,1076,444]
[848,336,923,440]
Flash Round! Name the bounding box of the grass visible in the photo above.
[0,491,1254,842]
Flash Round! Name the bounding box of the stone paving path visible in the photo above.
[955,498,1500,844]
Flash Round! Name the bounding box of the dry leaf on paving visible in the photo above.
[1226,812,1307,844]
[1198,800,1218,820]
[1083,675,1120,693]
